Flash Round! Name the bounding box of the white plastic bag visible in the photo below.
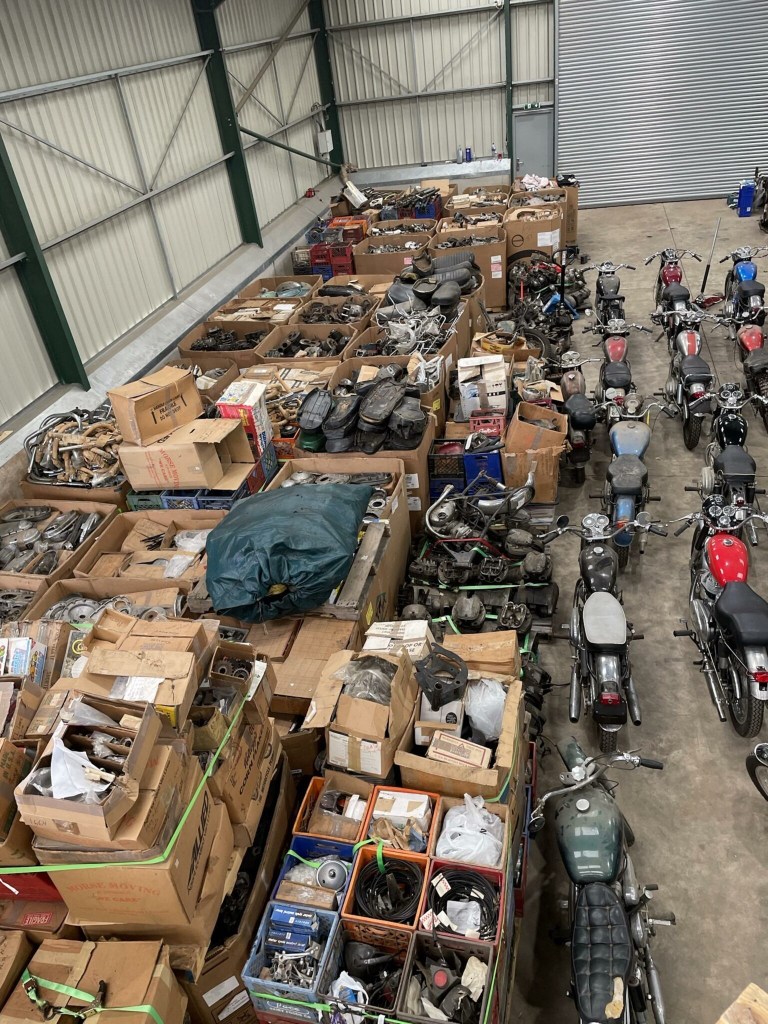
[329,972,368,1024]
[465,677,506,742]
[50,736,113,802]
[435,795,504,868]
[445,899,481,936]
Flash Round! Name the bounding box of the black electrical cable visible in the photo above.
[426,868,500,941]
[355,856,424,924]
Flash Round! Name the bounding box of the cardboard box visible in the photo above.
[0,744,29,846]
[207,714,273,825]
[108,367,203,447]
[352,235,429,276]
[20,480,129,511]
[396,679,525,798]
[119,419,255,493]
[237,275,322,301]
[328,355,447,433]
[302,650,417,779]
[0,939,187,1024]
[210,295,306,328]
[426,732,491,768]
[23,577,182,626]
[50,764,221,926]
[442,630,521,680]
[512,178,577,245]
[178,324,270,370]
[272,717,322,776]
[0,903,78,943]
[457,355,508,418]
[429,226,507,308]
[15,700,163,845]
[0,813,35,869]
[289,294,378,331]
[0,933,31,1003]
[166,357,239,405]
[503,205,563,258]
[502,401,567,504]
[215,380,273,458]
[268,618,360,717]
[253,324,357,369]
[363,621,433,660]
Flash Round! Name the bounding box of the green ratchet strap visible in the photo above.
[21,971,164,1024]
[0,692,250,877]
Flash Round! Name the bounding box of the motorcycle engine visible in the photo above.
[700,569,721,599]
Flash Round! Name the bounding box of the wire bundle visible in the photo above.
[355,857,424,923]
[426,868,500,941]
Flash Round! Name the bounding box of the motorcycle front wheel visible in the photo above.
[682,407,702,449]
[746,751,768,800]
[729,671,764,737]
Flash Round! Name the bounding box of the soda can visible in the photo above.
[465,147,473,162]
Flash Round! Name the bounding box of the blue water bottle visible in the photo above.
[738,180,756,217]
[465,147,472,163]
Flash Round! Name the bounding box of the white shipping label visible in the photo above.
[491,269,503,279]
[490,255,502,264]
[537,228,561,249]
[405,473,420,491]
[247,660,267,699]
[204,976,239,1008]
[218,991,250,1021]
[328,730,349,767]
[358,739,383,776]
[111,676,162,702]
[407,496,422,512]
[445,353,454,369]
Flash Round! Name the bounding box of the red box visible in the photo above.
[0,869,60,902]
[216,379,273,458]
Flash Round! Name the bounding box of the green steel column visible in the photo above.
[192,0,263,245]
[0,134,88,388]
[504,0,515,186]
[308,0,344,168]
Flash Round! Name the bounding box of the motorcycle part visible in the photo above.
[298,389,333,432]
[425,868,500,941]
[354,856,424,923]
[414,646,469,711]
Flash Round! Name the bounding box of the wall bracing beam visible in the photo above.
[504,0,515,183]
[234,0,310,114]
[192,0,263,245]
[308,0,344,167]
[239,125,340,169]
[0,134,88,389]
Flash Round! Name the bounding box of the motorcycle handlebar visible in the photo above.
[684,485,699,492]
[674,520,692,537]
[639,757,664,770]
[649,524,668,536]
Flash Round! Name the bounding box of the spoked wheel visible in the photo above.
[746,747,768,800]
[683,408,702,449]
[757,373,768,431]
[599,725,619,754]
[729,670,764,737]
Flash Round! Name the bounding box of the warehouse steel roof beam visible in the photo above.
[0,253,26,273]
[222,29,317,56]
[226,71,284,129]
[308,0,343,166]
[241,107,330,149]
[327,1,547,33]
[239,123,339,169]
[283,39,318,125]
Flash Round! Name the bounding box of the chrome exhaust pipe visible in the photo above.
[625,674,642,725]
[569,662,581,722]
[644,948,667,1024]
[701,655,727,721]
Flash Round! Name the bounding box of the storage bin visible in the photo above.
[271,836,356,910]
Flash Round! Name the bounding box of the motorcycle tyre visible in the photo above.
[746,754,768,800]
[598,725,618,754]
[683,408,702,450]
[729,671,764,738]
[616,543,630,571]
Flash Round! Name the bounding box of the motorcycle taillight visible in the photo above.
[599,692,622,705]
[752,670,768,683]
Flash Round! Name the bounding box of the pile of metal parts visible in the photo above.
[459,188,508,206]
[263,328,349,359]
[297,298,374,325]
[171,362,229,395]
[367,240,425,254]
[401,947,488,1024]
[398,186,441,215]
[0,506,102,575]
[370,221,432,236]
[399,471,559,638]
[25,406,122,489]
[0,589,37,625]
[42,592,183,624]
[261,907,323,988]
[433,235,499,250]
[360,308,456,358]
[189,327,268,352]
[296,365,428,454]
[280,469,394,522]
[451,212,503,227]
[253,281,313,298]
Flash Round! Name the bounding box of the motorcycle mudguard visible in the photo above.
[612,496,636,547]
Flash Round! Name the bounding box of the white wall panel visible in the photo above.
[326,0,493,22]
[216,0,312,48]
[0,266,57,421]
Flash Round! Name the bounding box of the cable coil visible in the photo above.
[426,868,499,941]
[355,856,424,924]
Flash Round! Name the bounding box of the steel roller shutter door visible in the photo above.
[556,0,768,207]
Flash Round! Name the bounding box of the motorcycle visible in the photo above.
[528,742,673,1024]
[652,308,715,450]
[584,320,651,414]
[583,261,635,324]
[541,511,666,752]
[720,246,768,314]
[645,248,701,309]
[594,397,675,569]
[672,496,768,736]
[713,278,768,429]
[746,742,768,799]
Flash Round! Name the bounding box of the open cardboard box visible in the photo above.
[302,650,418,780]
[352,235,429,276]
[441,629,521,680]
[369,218,436,238]
[209,295,306,328]
[502,401,567,504]
[503,204,563,257]
[20,479,130,510]
[253,323,357,368]
[321,274,394,296]
[289,294,378,331]
[512,177,578,245]
[177,323,270,370]
[429,224,507,309]
[396,677,525,799]
[165,356,239,405]
[108,366,203,446]
[236,275,322,301]
[23,578,183,625]
[119,419,255,492]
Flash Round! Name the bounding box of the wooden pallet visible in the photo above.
[717,985,768,1024]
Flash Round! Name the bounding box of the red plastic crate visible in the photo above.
[469,411,506,437]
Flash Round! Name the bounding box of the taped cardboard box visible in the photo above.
[119,419,255,493]
[502,401,567,504]
[442,630,521,680]
[395,678,525,799]
[0,933,30,1003]
[15,699,163,845]
[0,939,187,1024]
[108,366,203,447]
[302,650,417,780]
[363,621,433,660]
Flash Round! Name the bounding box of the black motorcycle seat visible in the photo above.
[607,454,647,496]
[386,281,413,305]
[565,393,597,430]
[713,444,756,481]
[714,581,768,646]
[600,293,625,304]
[663,282,690,304]
[737,280,765,301]
[432,251,478,272]
[602,361,632,390]
[571,883,633,1024]
[680,354,712,383]
[744,347,768,373]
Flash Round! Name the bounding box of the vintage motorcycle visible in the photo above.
[583,320,651,415]
[529,741,672,1024]
[541,512,665,752]
[720,245,768,312]
[594,397,675,568]
[713,296,768,429]
[645,248,701,308]
[672,496,768,736]
[583,260,635,324]
[747,743,768,800]
[653,308,715,449]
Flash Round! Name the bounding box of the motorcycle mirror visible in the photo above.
[755,743,768,765]
[528,815,546,836]
[556,514,570,529]
[635,511,651,528]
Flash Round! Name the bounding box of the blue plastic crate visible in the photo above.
[271,837,355,910]
[196,480,249,510]
[160,489,202,510]
[429,476,464,501]
[464,449,503,484]
[126,491,164,511]
[243,903,342,1022]
[311,263,334,281]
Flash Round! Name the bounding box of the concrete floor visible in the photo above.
[511,200,768,1021]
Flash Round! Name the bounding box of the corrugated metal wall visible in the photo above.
[325,0,553,168]
[218,0,327,227]
[556,0,768,206]
[0,0,241,365]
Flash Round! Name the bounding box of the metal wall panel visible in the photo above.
[557,0,768,206]
[327,0,553,169]
[216,0,313,47]
[0,265,57,420]
[0,0,241,366]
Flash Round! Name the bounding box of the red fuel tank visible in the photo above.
[661,264,683,285]
[677,329,699,355]
[737,324,764,353]
[706,534,749,586]
[605,336,627,362]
